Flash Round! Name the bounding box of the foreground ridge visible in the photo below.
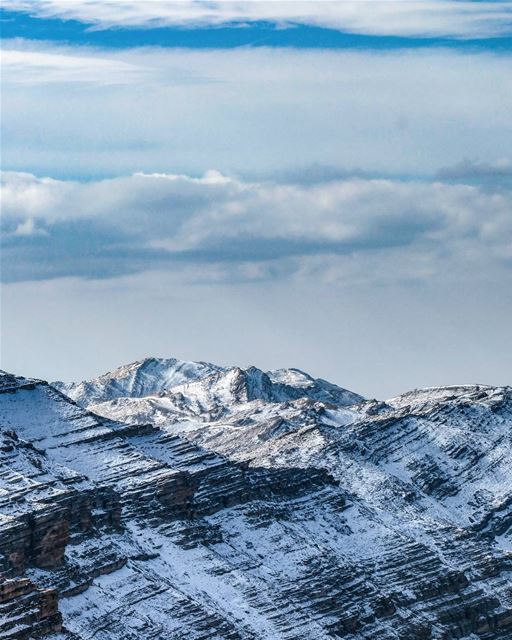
[1,362,511,640]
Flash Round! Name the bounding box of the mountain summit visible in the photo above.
[53,357,223,406]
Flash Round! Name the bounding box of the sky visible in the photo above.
[1,1,511,398]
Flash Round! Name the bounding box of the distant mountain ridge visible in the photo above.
[54,357,364,417]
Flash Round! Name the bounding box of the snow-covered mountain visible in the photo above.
[78,363,364,425]
[1,362,511,640]
[55,359,363,417]
[53,357,223,406]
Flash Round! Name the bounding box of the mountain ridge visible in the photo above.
[1,362,511,640]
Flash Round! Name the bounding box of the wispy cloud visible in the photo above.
[0,43,212,86]
[4,1,512,39]
[0,48,153,85]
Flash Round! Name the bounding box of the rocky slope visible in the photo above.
[1,362,511,640]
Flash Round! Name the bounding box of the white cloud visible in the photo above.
[10,218,48,237]
[4,0,512,39]
[2,169,511,284]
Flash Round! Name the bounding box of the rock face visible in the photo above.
[0,578,61,638]
[1,365,511,640]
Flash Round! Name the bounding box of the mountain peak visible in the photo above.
[53,357,223,406]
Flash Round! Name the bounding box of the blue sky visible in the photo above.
[1,1,511,395]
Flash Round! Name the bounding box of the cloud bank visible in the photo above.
[4,0,512,39]
[2,169,511,284]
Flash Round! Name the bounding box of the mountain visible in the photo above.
[83,364,364,425]
[53,357,223,407]
[55,359,363,418]
[1,363,511,640]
